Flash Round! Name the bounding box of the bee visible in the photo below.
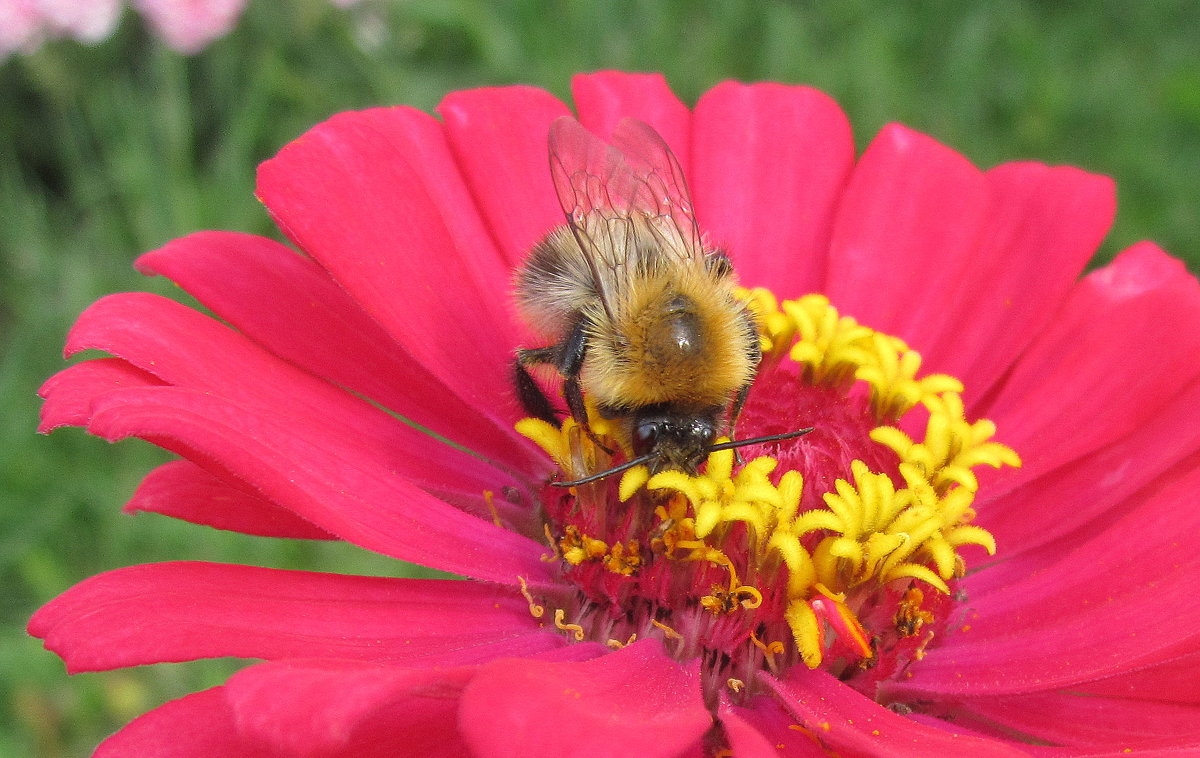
[514,117,810,486]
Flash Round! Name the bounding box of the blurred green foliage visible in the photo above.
[2,1,1197,755]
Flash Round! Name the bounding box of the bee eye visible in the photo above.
[633,419,664,456]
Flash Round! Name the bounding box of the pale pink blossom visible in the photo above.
[0,0,359,57]
[34,0,122,42]
[0,0,44,56]
[131,0,248,55]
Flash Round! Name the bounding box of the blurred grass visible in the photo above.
[1,1,1197,755]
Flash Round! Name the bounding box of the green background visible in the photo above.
[3,1,1197,755]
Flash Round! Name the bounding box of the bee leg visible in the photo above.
[513,349,561,426]
[562,374,615,454]
[728,382,753,466]
[728,310,763,466]
[558,320,614,454]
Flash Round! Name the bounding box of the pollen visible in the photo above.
[895,587,935,637]
[559,525,609,565]
[517,289,1020,694]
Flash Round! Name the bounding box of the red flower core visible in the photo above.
[519,291,1017,707]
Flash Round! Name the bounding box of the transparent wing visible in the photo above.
[547,116,706,320]
[608,118,705,258]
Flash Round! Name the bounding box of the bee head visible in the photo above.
[548,414,813,489]
[631,409,717,474]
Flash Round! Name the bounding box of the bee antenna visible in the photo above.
[548,428,815,488]
[706,427,816,453]
[549,453,658,487]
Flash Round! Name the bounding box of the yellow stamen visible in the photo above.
[515,418,571,471]
[558,525,608,565]
[517,412,622,486]
[517,576,544,619]
[783,294,880,387]
[603,540,642,575]
[736,585,763,609]
[553,608,586,641]
[750,632,786,674]
[871,393,1021,494]
[786,599,824,669]
[606,633,637,649]
[482,490,501,527]
[541,523,560,561]
[618,465,650,501]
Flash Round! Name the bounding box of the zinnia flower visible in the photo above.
[30,71,1200,756]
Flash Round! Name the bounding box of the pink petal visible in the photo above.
[94,687,256,758]
[822,124,990,344]
[571,71,692,167]
[136,232,546,474]
[437,85,571,265]
[1080,649,1200,705]
[719,714,788,758]
[459,640,711,757]
[41,360,340,540]
[80,386,555,585]
[257,106,529,431]
[223,644,609,758]
[125,460,336,540]
[722,696,829,757]
[764,670,1030,757]
[727,694,857,758]
[29,562,561,673]
[926,163,1114,396]
[1029,748,1200,758]
[953,690,1200,750]
[692,81,855,295]
[65,292,516,502]
[977,375,1200,557]
[226,660,475,758]
[885,465,1200,700]
[38,357,163,432]
[983,243,1200,491]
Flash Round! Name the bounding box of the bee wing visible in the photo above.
[548,117,705,320]
[608,118,705,260]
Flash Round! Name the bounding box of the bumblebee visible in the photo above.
[514,117,808,484]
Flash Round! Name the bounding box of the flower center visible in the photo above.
[516,290,1019,705]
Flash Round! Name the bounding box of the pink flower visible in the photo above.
[0,0,44,56]
[0,0,121,56]
[35,0,122,41]
[131,0,248,55]
[30,72,1200,756]
[0,0,357,57]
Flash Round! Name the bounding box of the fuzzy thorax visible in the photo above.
[582,266,754,410]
